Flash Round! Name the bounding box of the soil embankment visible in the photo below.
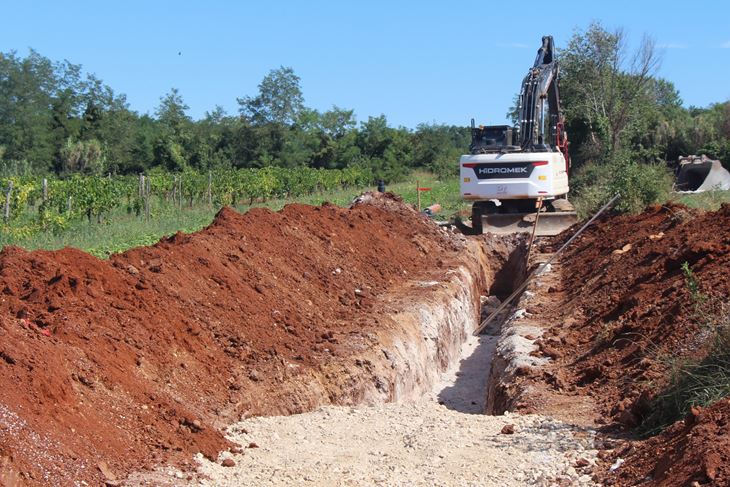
[486,203,730,486]
[0,193,494,486]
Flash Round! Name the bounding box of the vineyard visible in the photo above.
[0,166,372,238]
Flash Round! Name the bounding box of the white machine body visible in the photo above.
[460,151,569,201]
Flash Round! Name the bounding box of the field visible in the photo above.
[0,171,466,258]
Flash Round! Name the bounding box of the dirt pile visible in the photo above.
[494,203,730,485]
[0,193,465,486]
[532,203,730,427]
[605,399,730,486]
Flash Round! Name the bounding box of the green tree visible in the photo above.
[238,66,304,126]
[154,88,192,170]
[560,22,661,165]
[412,124,469,178]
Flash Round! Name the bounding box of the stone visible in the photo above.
[221,458,236,467]
[500,424,515,435]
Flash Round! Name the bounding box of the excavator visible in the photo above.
[460,35,577,236]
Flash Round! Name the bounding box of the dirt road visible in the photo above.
[188,333,600,486]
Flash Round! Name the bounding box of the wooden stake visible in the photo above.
[3,180,13,223]
[145,176,151,221]
[42,178,48,202]
[173,175,177,205]
[416,180,421,212]
[207,171,213,206]
[525,197,543,266]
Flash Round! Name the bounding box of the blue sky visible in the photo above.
[2,0,729,128]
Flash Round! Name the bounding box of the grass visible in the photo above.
[0,171,467,258]
[640,265,730,435]
[671,189,730,211]
[641,302,730,435]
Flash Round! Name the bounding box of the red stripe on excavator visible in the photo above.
[532,161,549,166]
[462,163,479,168]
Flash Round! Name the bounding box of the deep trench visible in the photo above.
[432,237,529,415]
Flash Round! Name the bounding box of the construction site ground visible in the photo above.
[1,193,729,486]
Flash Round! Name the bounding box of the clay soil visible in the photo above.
[519,203,730,485]
[0,193,465,486]
[606,399,730,486]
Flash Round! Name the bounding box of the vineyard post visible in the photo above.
[145,176,151,222]
[139,174,144,199]
[207,171,212,206]
[3,180,13,223]
[178,176,183,210]
[67,195,72,213]
[173,175,178,206]
[42,178,48,202]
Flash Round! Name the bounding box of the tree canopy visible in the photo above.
[1,31,729,184]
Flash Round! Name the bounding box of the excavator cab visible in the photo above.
[470,125,517,153]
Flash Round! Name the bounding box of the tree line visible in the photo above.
[557,22,730,170]
[1,22,728,187]
[0,54,468,182]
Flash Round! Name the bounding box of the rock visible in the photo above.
[575,457,590,468]
[500,424,515,435]
[97,461,117,482]
[248,370,261,382]
[597,450,612,460]
[541,344,562,360]
[248,442,259,448]
[126,265,139,276]
[704,451,721,480]
[221,458,236,467]
[618,409,638,428]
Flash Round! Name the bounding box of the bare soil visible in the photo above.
[0,193,466,486]
[499,203,730,486]
[604,398,730,486]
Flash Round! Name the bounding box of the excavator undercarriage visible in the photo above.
[471,198,576,236]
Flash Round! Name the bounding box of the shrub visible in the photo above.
[640,265,730,435]
[571,152,673,217]
[641,303,730,435]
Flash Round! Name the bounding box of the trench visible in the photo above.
[138,236,573,485]
[431,236,528,415]
[357,234,529,414]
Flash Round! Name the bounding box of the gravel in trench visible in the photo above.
[191,330,600,486]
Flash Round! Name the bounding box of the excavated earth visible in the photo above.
[4,192,730,487]
[487,203,730,486]
[0,192,507,486]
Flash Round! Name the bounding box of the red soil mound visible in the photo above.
[0,193,463,486]
[606,399,730,486]
[538,203,730,427]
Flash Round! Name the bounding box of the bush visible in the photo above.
[571,152,673,217]
[641,297,730,435]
